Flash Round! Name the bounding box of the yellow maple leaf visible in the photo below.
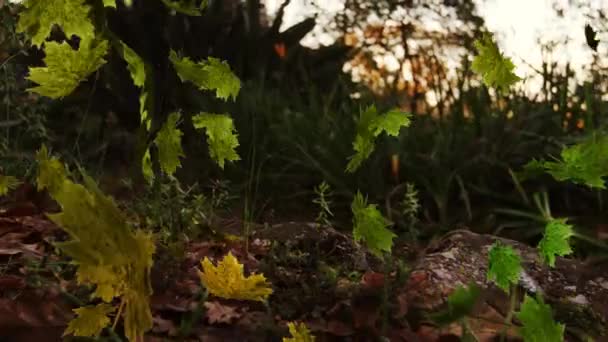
[198,251,272,302]
[36,146,156,341]
[64,303,116,337]
[283,322,316,342]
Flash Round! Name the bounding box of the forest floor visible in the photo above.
[0,182,552,342]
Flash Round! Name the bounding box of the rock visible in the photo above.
[404,229,608,341]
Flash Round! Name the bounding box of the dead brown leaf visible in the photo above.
[204,301,242,324]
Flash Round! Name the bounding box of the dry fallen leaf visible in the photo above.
[204,301,242,324]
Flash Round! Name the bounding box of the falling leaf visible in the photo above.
[471,32,521,91]
[153,111,184,175]
[585,24,600,51]
[169,50,240,101]
[538,218,574,267]
[27,39,109,99]
[192,112,240,169]
[346,105,411,173]
[17,0,95,46]
[64,303,116,337]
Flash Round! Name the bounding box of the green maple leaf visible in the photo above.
[139,91,151,130]
[471,32,521,91]
[541,134,608,189]
[538,218,574,267]
[192,112,240,169]
[17,0,95,47]
[103,0,116,7]
[35,145,67,194]
[153,112,184,176]
[0,175,20,196]
[169,50,240,101]
[141,149,154,184]
[430,283,481,326]
[487,241,522,292]
[515,294,565,342]
[120,41,146,88]
[373,108,411,136]
[346,106,411,173]
[119,42,151,134]
[27,39,109,99]
[161,0,207,16]
[64,303,116,337]
[351,191,395,258]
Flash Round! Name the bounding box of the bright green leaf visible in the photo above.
[17,0,95,46]
[346,106,411,173]
[351,191,395,258]
[64,303,116,337]
[515,294,565,342]
[153,112,184,176]
[541,134,608,189]
[102,0,116,7]
[487,241,522,292]
[192,112,240,169]
[169,50,240,101]
[27,39,109,98]
[139,91,151,130]
[471,32,521,91]
[373,108,411,136]
[141,148,154,184]
[538,218,574,267]
[120,41,145,88]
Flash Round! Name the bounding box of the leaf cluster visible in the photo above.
[36,146,155,341]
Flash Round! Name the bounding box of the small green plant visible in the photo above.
[129,175,230,243]
[351,191,396,258]
[401,182,420,240]
[313,181,334,228]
